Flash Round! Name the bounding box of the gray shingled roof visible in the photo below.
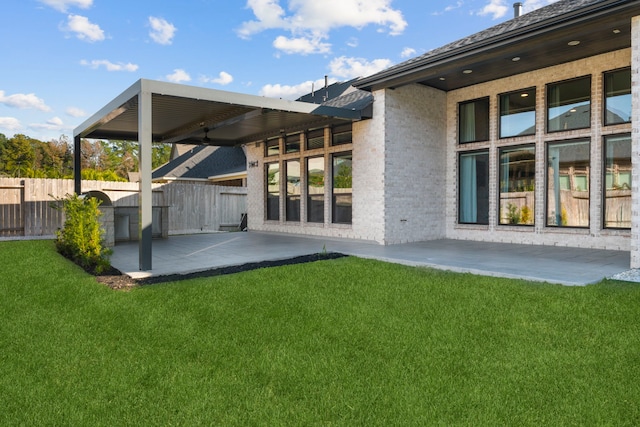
[356,0,611,88]
[152,145,246,181]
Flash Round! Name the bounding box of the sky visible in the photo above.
[0,0,561,141]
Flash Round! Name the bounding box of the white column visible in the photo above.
[631,16,640,268]
[138,85,153,271]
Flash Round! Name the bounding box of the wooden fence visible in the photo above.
[0,178,247,238]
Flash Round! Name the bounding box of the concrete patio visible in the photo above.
[109,231,631,286]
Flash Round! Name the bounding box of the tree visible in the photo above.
[1,134,35,177]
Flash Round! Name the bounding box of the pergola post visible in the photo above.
[73,135,81,195]
[138,87,153,271]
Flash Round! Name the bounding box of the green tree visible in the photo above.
[1,134,35,177]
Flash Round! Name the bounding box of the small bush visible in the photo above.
[53,193,112,274]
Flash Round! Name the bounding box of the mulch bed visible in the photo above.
[95,252,347,290]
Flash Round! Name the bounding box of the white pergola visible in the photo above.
[73,79,365,271]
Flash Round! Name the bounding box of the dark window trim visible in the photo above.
[602,133,632,230]
[545,75,592,134]
[265,161,280,221]
[458,96,490,144]
[603,67,632,127]
[498,87,536,139]
[497,144,536,227]
[544,138,591,229]
[458,148,490,225]
[331,151,352,224]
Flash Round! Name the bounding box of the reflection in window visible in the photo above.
[604,68,631,125]
[286,160,300,221]
[547,77,591,132]
[266,163,280,221]
[307,157,325,223]
[459,98,490,143]
[265,136,279,157]
[307,128,325,150]
[285,133,301,153]
[499,146,535,225]
[332,124,352,146]
[500,88,536,138]
[459,151,489,224]
[547,140,590,227]
[332,153,352,224]
[604,134,631,229]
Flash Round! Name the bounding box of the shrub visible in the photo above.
[53,193,112,274]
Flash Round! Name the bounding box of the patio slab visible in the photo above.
[110,232,631,286]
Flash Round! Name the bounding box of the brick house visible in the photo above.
[244,0,640,264]
[75,0,640,271]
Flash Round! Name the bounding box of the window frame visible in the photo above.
[602,133,631,230]
[458,97,490,144]
[603,67,631,126]
[265,162,280,221]
[458,149,490,225]
[546,76,592,133]
[264,136,280,157]
[306,156,325,223]
[498,87,536,139]
[498,145,536,226]
[331,151,352,224]
[331,123,352,146]
[545,139,591,228]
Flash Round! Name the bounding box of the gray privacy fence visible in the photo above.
[0,178,246,238]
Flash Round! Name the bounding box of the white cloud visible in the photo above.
[31,117,66,131]
[477,0,560,19]
[149,17,176,45]
[166,69,191,83]
[346,37,358,48]
[80,59,139,72]
[66,107,87,117]
[64,14,105,42]
[273,35,331,55]
[0,117,22,132]
[329,56,393,79]
[38,0,92,12]
[200,71,234,86]
[478,0,508,19]
[259,77,335,100]
[401,47,416,58]
[0,90,51,112]
[238,0,407,55]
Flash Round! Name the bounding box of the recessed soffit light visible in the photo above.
[568,40,580,46]
[613,29,621,34]
[512,56,521,62]
[521,93,529,97]
[463,69,473,74]
[439,77,446,81]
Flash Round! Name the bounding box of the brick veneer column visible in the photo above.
[632,15,640,268]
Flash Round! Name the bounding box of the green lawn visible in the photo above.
[1,240,639,426]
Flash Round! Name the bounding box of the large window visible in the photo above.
[547,77,591,132]
[604,68,631,125]
[459,98,490,143]
[285,133,301,153]
[286,160,300,221]
[459,151,489,224]
[307,157,325,223]
[499,146,535,225]
[332,153,352,224]
[266,163,280,221]
[604,134,631,229]
[499,88,536,138]
[546,140,590,227]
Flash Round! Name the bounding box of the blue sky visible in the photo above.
[1,0,560,141]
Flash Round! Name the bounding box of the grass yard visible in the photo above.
[1,240,639,426]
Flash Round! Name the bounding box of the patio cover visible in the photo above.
[73,79,369,271]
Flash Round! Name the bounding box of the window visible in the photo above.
[307,157,325,223]
[332,153,352,224]
[459,98,489,143]
[265,137,279,157]
[286,160,300,221]
[332,124,352,146]
[459,151,489,224]
[499,88,536,138]
[604,134,631,229]
[604,68,631,125]
[285,133,301,153]
[499,146,535,225]
[306,128,325,150]
[266,163,280,220]
[546,140,590,227]
[547,77,591,132]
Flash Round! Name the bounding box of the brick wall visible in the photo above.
[446,48,632,251]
